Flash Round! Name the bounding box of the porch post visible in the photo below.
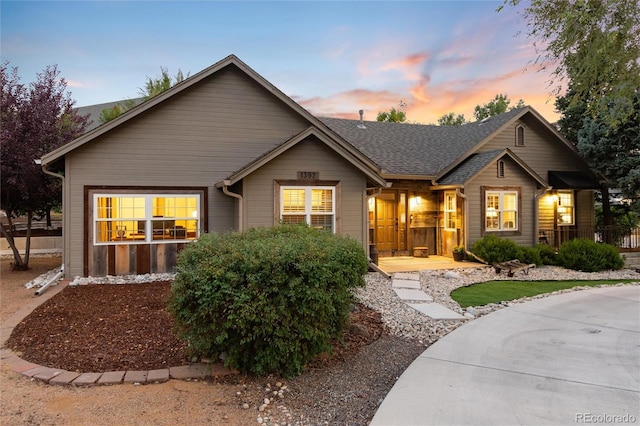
[534,186,548,246]
[456,188,467,250]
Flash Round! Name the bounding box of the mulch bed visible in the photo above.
[7,282,384,373]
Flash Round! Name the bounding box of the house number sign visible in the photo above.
[297,171,319,180]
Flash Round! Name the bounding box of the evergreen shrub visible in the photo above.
[535,243,559,266]
[470,234,520,264]
[516,245,543,266]
[557,238,624,272]
[168,224,368,377]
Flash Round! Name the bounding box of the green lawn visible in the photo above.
[450,280,638,308]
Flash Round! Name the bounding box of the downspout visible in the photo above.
[220,180,243,232]
[35,266,64,296]
[36,159,65,293]
[534,186,550,246]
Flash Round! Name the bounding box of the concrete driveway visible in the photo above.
[371,286,640,425]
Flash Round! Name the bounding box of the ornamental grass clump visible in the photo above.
[168,224,369,377]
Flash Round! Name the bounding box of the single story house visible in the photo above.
[41,55,600,278]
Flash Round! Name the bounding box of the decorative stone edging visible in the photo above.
[1,277,236,386]
[0,347,236,386]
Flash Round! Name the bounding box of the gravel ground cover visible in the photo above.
[359,265,639,343]
[2,256,638,425]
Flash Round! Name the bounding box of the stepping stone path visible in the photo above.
[391,273,465,320]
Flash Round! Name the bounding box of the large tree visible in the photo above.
[437,112,468,126]
[1,63,88,270]
[556,86,640,235]
[473,93,525,121]
[502,0,640,126]
[577,93,640,209]
[436,93,524,125]
[511,0,640,235]
[377,101,407,123]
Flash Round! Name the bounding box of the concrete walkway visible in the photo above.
[372,286,640,425]
[392,272,465,320]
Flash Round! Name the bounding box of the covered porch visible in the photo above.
[368,187,461,259]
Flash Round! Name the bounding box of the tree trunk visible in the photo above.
[23,211,32,270]
[0,212,26,270]
[601,185,612,244]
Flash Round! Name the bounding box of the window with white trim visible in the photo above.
[485,190,518,230]
[281,186,335,232]
[557,190,574,225]
[444,191,457,230]
[94,194,200,244]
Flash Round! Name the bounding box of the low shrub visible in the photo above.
[516,245,543,266]
[535,243,559,266]
[470,234,520,264]
[168,224,368,377]
[557,238,624,272]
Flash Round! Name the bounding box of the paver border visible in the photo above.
[0,280,237,387]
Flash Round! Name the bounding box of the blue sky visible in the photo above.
[1,0,559,124]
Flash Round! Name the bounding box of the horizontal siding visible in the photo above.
[538,198,555,231]
[466,156,538,247]
[537,190,594,246]
[68,67,310,186]
[243,137,367,243]
[576,190,595,228]
[482,117,591,183]
[64,66,313,277]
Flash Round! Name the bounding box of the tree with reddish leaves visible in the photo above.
[1,63,88,270]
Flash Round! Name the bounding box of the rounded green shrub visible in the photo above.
[516,245,543,266]
[471,234,520,264]
[535,243,559,266]
[557,238,624,272]
[168,224,369,377]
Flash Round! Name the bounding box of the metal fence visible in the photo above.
[538,227,640,250]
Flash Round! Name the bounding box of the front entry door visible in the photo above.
[376,192,397,253]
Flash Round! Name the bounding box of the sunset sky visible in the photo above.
[1,0,561,124]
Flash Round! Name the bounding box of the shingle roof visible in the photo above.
[76,98,145,132]
[437,149,505,185]
[320,107,525,177]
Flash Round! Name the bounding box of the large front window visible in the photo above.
[281,186,335,232]
[94,194,200,244]
[485,190,518,230]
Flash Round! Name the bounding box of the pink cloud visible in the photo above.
[381,52,430,71]
[353,49,431,85]
[297,88,404,120]
[296,62,560,125]
[407,67,560,124]
[296,23,562,126]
